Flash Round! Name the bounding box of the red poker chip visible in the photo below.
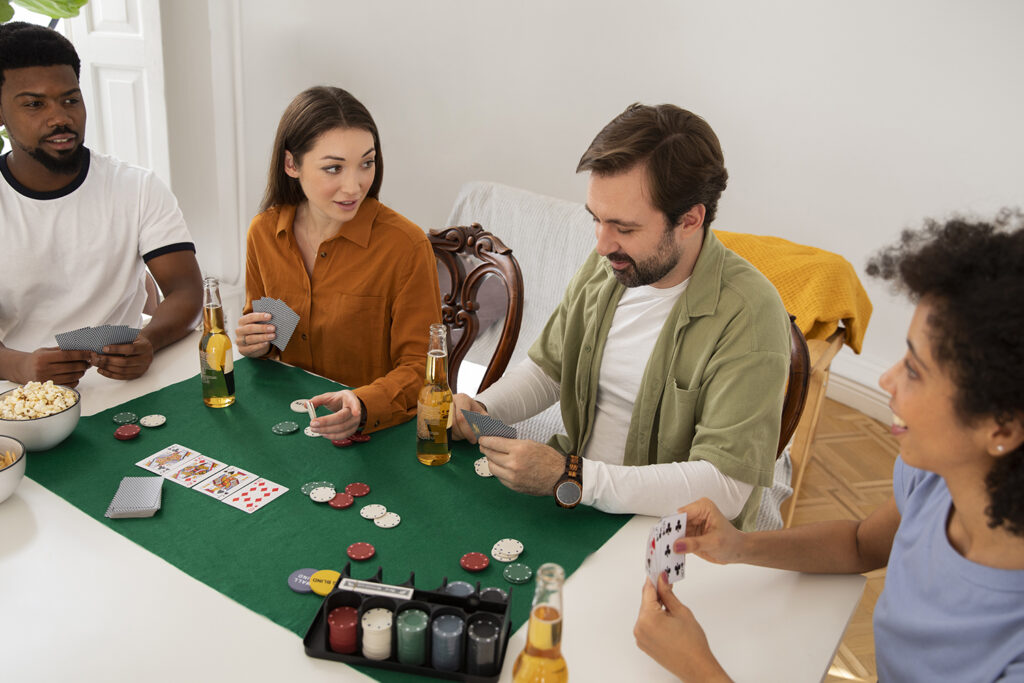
[328,606,359,629]
[331,438,354,448]
[349,432,371,443]
[328,492,354,509]
[344,482,370,497]
[114,424,141,441]
[460,552,490,572]
[347,541,375,561]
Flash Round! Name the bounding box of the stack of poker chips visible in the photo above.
[327,606,359,654]
[396,609,429,666]
[361,608,393,661]
[491,538,524,562]
[466,613,503,676]
[431,614,465,672]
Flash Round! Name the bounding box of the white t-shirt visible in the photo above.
[0,149,195,352]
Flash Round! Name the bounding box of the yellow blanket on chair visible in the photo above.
[715,230,872,353]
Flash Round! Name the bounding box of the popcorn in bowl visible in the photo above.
[0,381,80,420]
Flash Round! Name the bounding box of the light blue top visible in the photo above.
[874,457,1024,682]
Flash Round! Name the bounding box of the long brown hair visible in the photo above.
[260,86,383,212]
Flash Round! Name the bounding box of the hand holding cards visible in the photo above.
[645,512,687,586]
[56,325,140,353]
[252,297,300,351]
[460,409,517,439]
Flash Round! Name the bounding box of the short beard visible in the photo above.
[27,143,86,175]
[609,228,682,288]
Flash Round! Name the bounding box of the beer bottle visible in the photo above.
[199,276,235,407]
[416,323,452,465]
[513,563,569,682]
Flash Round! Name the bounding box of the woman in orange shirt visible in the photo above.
[234,87,441,440]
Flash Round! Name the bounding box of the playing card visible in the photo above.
[193,466,258,500]
[461,410,517,439]
[645,512,687,585]
[104,476,164,519]
[136,444,202,475]
[252,297,300,351]
[222,478,289,513]
[163,455,227,488]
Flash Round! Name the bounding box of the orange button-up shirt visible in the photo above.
[243,198,441,432]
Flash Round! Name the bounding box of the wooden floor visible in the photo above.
[791,398,899,683]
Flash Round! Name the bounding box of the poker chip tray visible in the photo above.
[303,564,513,682]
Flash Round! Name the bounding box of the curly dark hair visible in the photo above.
[0,22,81,98]
[866,209,1024,536]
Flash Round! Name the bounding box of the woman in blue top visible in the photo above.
[635,211,1024,682]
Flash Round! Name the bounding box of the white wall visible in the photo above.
[163,0,1024,410]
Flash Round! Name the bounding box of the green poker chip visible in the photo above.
[503,562,533,585]
[272,420,299,435]
[112,412,138,425]
[301,480,335,496]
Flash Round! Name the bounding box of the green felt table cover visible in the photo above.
[27,357,630,681]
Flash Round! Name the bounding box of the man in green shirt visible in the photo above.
[453,104,790,530]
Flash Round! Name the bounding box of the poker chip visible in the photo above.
[290,399,311,413]
[344,482,370,497]
[287,567,317,593]
[309,569,341,596]
[303,426,320,437]
[331,438,353,447]
[301,480,334,495]
[328,606,359,654]
[349,432,371,443]
[474,457,493,477]
[491,538,524,562]
[360,503,387,520]
[309,486,337,503]
[503,562,533,585]
[374,512,401,528]
[347,541,375,561]
[272,420,299,435]
[328,492,354,509]
[444,580,475,597]
[361,607,394,661]
[112,411,138,425]
[460,552,490,572]
[139,414,166,428]
[479,587,508,602]
[114,424,141,441]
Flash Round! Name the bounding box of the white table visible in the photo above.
[0,331,865,682]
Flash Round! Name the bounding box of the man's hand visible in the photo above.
[477,436,565,496]
[673,498,745,565]
[451,393,487,443]
[235,312,276,358]
[1,347,92,387]
[91,335,155,380]
[308,390,362,440]
[634,574,732,682]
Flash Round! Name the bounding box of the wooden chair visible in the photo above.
[779,315,811,458]
[780,326,846,527]
[429,223,524,394]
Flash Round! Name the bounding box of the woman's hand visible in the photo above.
[308,390,362,440]
[634,573,732,682]
[234,312,275,358]
[674,497,746,565]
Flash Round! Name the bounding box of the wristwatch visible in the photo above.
[554,454,583,508]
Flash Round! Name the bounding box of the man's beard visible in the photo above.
[608,230,681,288]
[27,140,86,174]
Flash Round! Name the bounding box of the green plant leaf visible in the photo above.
[0,1,16,22]
[12,0,88,19]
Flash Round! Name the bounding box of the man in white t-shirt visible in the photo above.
[0,22,202,387]
[452,104,791,529]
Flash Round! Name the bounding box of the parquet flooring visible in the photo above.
[791,398,899,683]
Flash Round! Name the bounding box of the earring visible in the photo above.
[997,445,1005,453]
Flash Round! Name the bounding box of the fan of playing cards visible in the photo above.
[56,325,140,353]
[252,296,300,351]
[646,512,687,586]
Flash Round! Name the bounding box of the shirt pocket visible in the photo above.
[655,381,699,460]
[329,293,388,372]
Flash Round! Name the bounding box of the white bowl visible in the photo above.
[0,385,81,452]
[0,435,27,504]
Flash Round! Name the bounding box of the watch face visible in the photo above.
[555,480,582,506]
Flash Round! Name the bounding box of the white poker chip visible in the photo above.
[474,456,493,477]
[492,538,524,561]
[360,503,388,519]
[290,399,311,413]
[303,426,320,437]
[491,550,519,563]
[374,512,401,528]
[361,607,393,631]
[139,414,166,428]
[309,486,336,503]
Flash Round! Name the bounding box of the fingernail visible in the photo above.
[675,541,686,552]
